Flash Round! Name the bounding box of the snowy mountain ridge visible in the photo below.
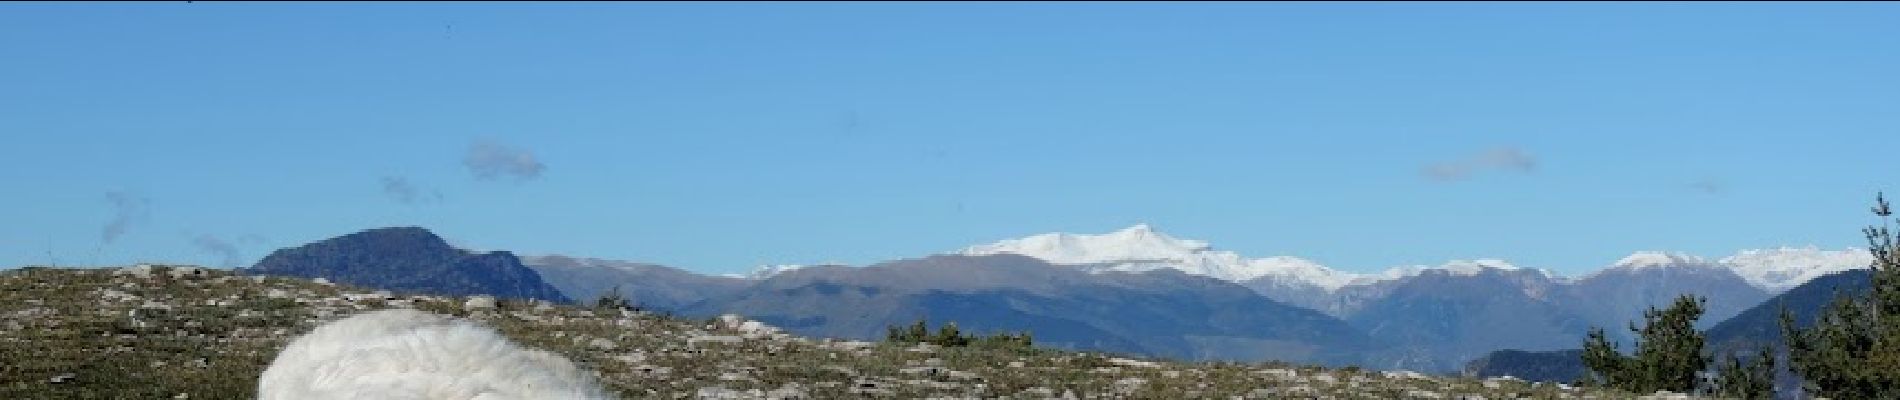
[957,224,1870,293]
[957,224,1365,290]
[1610,251,1716,269]
[955,224,1544,291]
[1718,246,1873,291]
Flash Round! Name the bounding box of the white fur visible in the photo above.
[258,309,612,400]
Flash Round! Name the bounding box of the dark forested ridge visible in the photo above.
[1466,269,1873,383]
[245,227,571,303]
[1703,269,1874,356]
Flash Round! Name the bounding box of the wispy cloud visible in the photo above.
[191,234,243,268]
[1687,178,1727,195]
[463,139,546,181]
[101,191,151,244]
[380,176,443,204]
[1422,147,1537,182]
[837,110,862,136]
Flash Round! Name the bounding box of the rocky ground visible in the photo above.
[0,265,1688,399]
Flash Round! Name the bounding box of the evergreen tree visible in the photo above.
[907,318,930,343]
[933,321,969,347]
[1781,193,1900,398]
[1579,294,1708,393]
[886,317,933,343]
[1712,347,1775,400]
[885,324,905,342]
[1632,295,1709,393]
[1580,327,1630,388]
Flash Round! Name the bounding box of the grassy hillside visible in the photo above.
[1,265,1636,399]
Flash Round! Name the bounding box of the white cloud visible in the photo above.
[463,139,546,181]
[1422,147,1536,182]
[380,176,443,204]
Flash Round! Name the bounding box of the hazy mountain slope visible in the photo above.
[685,254,1377,366]
[1562,254,1770,339]
[244,227,570,303]
[522,255,751,312]
[1345,268,1589,372]
[1237,275,1336,315]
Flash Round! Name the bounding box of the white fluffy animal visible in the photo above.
[257,309,612,400]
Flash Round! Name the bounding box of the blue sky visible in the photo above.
[3,2,1897,276]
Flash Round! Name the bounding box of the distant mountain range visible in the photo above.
[954,225,1838,371]
[682,253,1377,366]
[240,225,1872,374]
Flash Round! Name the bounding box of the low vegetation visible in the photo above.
[884,317,1034,351]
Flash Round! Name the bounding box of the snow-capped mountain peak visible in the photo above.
[1611,251,1714,269]
[1593,248,1871,291]
[1719,246,1872,291]
[957,224,1355,289]
[959,223,1213,265]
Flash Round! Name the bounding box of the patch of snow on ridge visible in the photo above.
[747,264,809,280]
[1249,256,1358,290]
[1364,259,1554,283]
[1611,251,1715,269]
[959,224,1211,265]
[744,262,850,280]
[1438,259,1523,275]
[1720,246,1872,292]
[958,224,1365,290]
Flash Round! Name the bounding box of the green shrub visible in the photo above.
[884,317,1032,350]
